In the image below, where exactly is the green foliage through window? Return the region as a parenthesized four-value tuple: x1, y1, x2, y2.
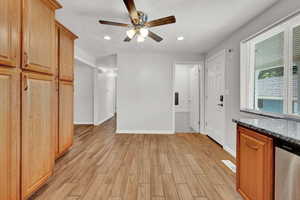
(258, 66, 298, 80)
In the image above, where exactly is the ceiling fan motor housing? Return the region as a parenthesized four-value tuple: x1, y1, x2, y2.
(136, 11, 148, 26)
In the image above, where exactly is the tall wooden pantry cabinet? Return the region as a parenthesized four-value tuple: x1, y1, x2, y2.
(21, 0, 62, 199)
(0, 0, 77, 199)
(55, 21, 78, 158)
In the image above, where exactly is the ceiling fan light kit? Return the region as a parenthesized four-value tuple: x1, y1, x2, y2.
(137, 35, 145, 42)
(126, 28, 149, 42)
(99, 0, 176, 43)
(140, 28, 149, 38)
(126, 29, 136, 39)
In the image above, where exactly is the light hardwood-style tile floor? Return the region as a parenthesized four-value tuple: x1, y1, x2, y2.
(30, 118, 242, 200)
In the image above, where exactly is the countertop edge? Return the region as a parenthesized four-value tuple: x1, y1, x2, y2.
(233, 119, 300, 148)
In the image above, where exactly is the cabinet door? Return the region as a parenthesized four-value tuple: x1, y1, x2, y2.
(21, 72, 54, 199)
(54, 25, 59, 158)
(59, 29, 75, 81)
(237, 127, 274, 200)
(59, 81, 74, 155)
(22, 0, 58, 74)
(0, 0, 21, 67)
(0, 69, 20, 200)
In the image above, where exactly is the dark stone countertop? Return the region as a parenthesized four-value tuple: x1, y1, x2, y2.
(233, 118, 300, 147)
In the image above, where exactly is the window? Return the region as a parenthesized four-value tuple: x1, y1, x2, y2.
(253, 32, 285, 114)
(292, 25, 300, 114)
(241, 13, 300, 117)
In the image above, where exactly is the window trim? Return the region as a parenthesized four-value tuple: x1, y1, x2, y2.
(288, 19, 300, 115)
(240, 12, 300, 118)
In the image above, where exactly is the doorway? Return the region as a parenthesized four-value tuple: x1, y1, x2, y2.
(205, 50, 226, 146)
(173, 63, 202, 133)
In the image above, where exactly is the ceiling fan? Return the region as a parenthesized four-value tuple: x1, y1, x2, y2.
(99, 0, 176, 43)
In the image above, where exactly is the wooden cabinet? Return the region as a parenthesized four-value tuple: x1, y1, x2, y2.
(22, 0, 61, 74)
(0, 69, 20, 200)
(55, 22, 77, 158)
(58, 81, 74, 156)
(56, 22, 78, 81)
(237, 126, 274, 200)
(0, 0, 21, 67)
(0, 0, 68, 199)
(21, 72, 55, 199)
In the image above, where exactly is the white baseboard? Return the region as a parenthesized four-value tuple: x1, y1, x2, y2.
(94, 114, 114, 126)
(222, 160, 236, 173)
(200, 130, 208, 135)
(116, 130, 175, 134)
(74, 121, 94, 125)
(223, 146, 236, 158)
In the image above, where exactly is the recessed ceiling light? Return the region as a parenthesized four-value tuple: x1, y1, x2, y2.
(104, 36, 111, 40)
(177, 36, 184, 41)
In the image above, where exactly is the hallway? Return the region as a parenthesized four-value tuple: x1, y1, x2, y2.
(30, 118, 241, 200)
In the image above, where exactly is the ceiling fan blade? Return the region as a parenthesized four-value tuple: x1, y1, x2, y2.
(148, 31, 163, 42)
(123, 0, 139, 24)
(99, 20, 131, 27)
(145, 16, 176, 28)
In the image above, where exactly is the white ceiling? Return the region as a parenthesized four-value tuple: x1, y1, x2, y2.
(56, 0, 278, 58)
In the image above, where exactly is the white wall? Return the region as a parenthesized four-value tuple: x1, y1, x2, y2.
(94, 69, 117, 125)
(96, 54, 118, 69)
(175, 65, 191, 132)
(74, 59, 94, 124)
(75, 46, 97, 67)
(174, 64, 199, 132)
(204, 0, 300, 157)
(117, 52, 203, 133)
(175, 65, 191, 112)
(74, 57, 117, 125)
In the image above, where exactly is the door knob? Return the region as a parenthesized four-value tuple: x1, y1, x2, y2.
(217, 103, 223, 107)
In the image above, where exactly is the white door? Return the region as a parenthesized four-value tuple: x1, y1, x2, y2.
(206, 50, 226, 145)
(190, 65, 200, 131)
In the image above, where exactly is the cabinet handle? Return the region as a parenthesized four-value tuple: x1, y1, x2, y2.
(24, 75, 28, 91)
(245, 141, 259, 150)
(23, 52, 28, 67)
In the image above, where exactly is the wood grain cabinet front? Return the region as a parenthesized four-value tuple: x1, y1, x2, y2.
(55, 21, 77, 158)
(58, 81, 74, 156)
(56, 21, 78, 81)
(21, 72, 55, 199)
(0, 0, 21, 68)
(0, 69, 20, 200)
(237, 126, 274, 200)
(22, 0, 61, 74)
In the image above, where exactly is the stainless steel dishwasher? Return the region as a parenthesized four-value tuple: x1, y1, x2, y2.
(275, 140, 300, 200)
